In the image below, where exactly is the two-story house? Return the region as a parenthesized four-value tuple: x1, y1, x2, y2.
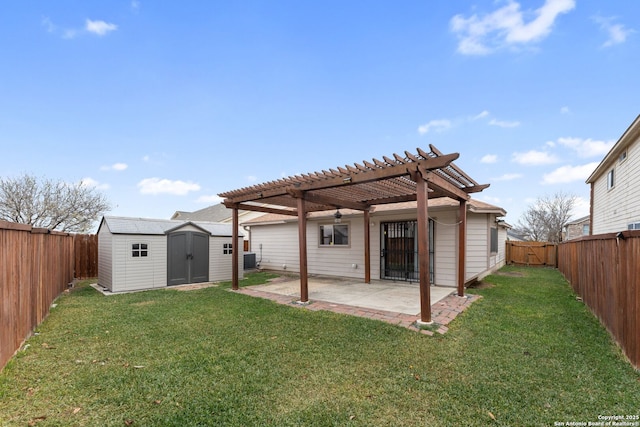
(586, 114, 640, 234)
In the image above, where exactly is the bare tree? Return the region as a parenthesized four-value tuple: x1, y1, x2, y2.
(0, 174, 110, 233)
(515, 192, 577, 243)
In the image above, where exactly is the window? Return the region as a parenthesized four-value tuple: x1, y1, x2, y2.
(607, 169, 615, 190)
(628, 222, 640, 230)
(319, 224, 349, 246)
(223, 243, 233, 254)
(490, 227, 498, 253)
(582, 224, 590, 235)
(132, 243, 148, 257)
(619, 150, 627, 163)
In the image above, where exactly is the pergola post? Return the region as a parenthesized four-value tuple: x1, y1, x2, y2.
(415, 171, 431, 323)
(364, 208, 371, 283)
(458, 199, 467, 297)
(297, 196, 309, 302)
(231, 206, 239, 290)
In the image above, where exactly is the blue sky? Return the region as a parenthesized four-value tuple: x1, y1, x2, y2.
(1, 1, 638, 229)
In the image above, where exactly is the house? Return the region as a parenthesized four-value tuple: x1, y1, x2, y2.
(171, 203, 272, 247)
(586, 114, 640, 234)
(243, 198, 508, 287)
(563, 215, 590, 240)
(219, 145, 497, 323)
(97, 216, 244, 293)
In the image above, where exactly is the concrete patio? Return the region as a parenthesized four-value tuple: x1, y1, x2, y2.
(237, 275, 481, 335)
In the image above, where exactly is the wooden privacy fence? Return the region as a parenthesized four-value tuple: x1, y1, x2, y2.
(558, 231, 640, 369)
(0, 221, 75, 371)
(505, 241, 558, 267)
(74, 234, 98, 278)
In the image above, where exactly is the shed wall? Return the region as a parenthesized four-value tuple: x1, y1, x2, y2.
(98, 225, 113, 291)
(112, 235, 167, 292)
(210, 236, 244, 281)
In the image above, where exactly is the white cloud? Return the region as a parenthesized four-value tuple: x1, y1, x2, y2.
(556, 137, 615, 158)
(481, 154, 498, 163)
(560, 106, 570, 114)
(246, 175, 258, 183)
(86, 19, 118, 36)
(418, 119, 451, 135)
(542, 162, 599, 184)
(472, 110, 490, 120)
(512, 150, 559, 165)
(450, 0, 575, 55)
(196, 195, 223, 204)
(131, 1, 141, 12)
(101, 162, 128, 171)
(42, 17, 56, 33)
(593, 16, 634, 47)
(492, 173, 523, 181)
(489, 118, 520, 128)
(80, 177, 110, 190)
(138, 178, 201, 195)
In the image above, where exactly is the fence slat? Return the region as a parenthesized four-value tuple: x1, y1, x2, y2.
(558, 231, 640, 369)
(505, 241, 558, 267)
(0, 221, 77, 371)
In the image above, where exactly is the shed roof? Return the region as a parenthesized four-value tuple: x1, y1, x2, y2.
(99, 216, 243, 237)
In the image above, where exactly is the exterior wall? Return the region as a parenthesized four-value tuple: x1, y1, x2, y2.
(249, 207, 507, 287)
(565, 220, 590, 240)
(592, 138, 640, 234)
(466, 215, 489, 280)
(209, 236, 244, 282)
(97, 225, 113, 291)
(112, 235, 167, 292)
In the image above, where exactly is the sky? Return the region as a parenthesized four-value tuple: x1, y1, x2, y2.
(1, 0, 638, 230)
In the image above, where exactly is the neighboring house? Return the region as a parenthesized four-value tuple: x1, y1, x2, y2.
(243, 198, 507, 287)
(171, 203, 268, 246)
(97, 216, 244, 293)
(563, 215, 590, 240)
(506, 228, 526, 241)
(586, 114, 640, 234)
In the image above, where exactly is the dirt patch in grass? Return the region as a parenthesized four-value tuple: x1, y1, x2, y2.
(496, 271, 526, 277)
(467, 281, 494, 290)
(174, 283, 218, 291)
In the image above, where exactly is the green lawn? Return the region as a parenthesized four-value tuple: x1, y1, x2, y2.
(1, 267, 638, 426)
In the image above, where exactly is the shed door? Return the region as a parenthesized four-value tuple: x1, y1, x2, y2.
(168, 231, 209, 286)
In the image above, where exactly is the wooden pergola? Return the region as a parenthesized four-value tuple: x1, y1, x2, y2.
(219, 145, 488, 323)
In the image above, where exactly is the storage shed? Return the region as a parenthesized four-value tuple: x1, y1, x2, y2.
(97, 216, 244, 293)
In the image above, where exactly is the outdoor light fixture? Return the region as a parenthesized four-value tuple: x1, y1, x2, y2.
(334, 208, 342, 223)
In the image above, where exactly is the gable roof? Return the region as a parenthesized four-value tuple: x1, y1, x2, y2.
(98, 216, 243, 237)
(171, 204, 231, 222)
(586, 114, 640, 184)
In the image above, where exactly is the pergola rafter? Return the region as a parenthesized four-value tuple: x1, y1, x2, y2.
(219, 146, 489, 323)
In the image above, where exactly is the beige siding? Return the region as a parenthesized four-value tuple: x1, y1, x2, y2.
(432, 211, 457, 287)
(248, 208, 507, 287)
(113, 235, 167, 292)
(97, 225, 113, 291)
(252, 222, 300, 272)
(465, 215, 489, 280)
(593, 139, 640, 234)
(209, 236, 244, 281)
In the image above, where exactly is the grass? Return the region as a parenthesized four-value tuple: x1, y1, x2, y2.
(1, 267, 638, 426)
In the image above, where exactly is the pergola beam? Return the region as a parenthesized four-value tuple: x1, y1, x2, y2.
(288, 189, 370, 211)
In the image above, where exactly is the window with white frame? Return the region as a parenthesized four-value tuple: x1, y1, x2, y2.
(132, 243, 148, 257)
(607, 169, 615, 190)
(628, 222, 640, 230)
(319, 224, 349, 246)
(490, 227, 498, 253)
